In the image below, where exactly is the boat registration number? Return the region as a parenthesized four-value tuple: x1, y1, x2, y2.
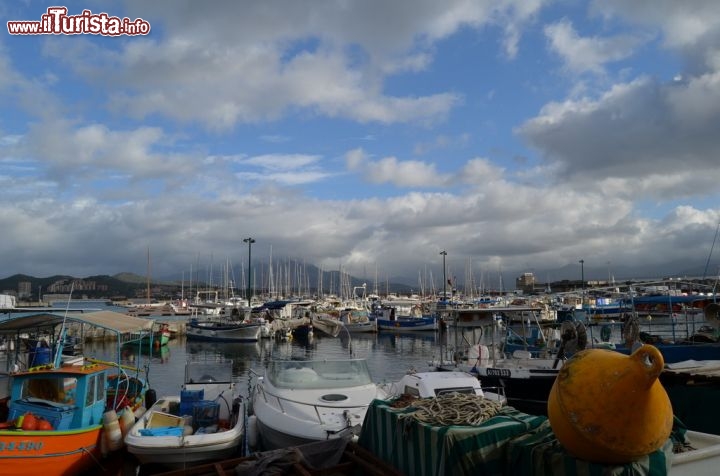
(0, 440, 44, 451)
(485, 368, 511, 377)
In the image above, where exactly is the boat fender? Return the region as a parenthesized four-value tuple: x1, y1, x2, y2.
(119, 407, 135, 437)
(145, 388, 157, 409)
(102, 410, 123, 452)
(247, 415, 258, 449)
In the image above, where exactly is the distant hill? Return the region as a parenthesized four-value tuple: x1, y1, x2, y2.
(113, 272, 150, 284)
(0, 274, 146, 300)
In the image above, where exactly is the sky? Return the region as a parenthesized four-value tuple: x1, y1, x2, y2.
(2, 0, 720, 288)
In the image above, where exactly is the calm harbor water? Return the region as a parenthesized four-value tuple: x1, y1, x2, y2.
(89, 329, 447, 401)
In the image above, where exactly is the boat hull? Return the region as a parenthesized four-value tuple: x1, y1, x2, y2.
(249, 360, 382, 451)
(376, 317, 437, 331)
(186, 320, 261, 342)
(0, 426, 102, 476)
(126, 370, 244, 467)
(344, 321, 377, 333)
(126, 414, 243, 466)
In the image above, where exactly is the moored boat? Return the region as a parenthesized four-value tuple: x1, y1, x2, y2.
(380, 370, 506, 405)
(339, 308, 377, 333)
(248, 359, 386, 450)
(0, 311, 155, 476)
(186, 317, 262, 342)
(124, 359, 245, 467)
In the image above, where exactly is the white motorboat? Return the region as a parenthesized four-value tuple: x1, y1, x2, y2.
(186, 317, 262, 342)
(125, 360, 245, 467)
(380, 370, 506, 405)
(248, 359, 386, 450)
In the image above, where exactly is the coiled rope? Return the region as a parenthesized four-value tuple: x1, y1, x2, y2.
(394, 393, 502, 427)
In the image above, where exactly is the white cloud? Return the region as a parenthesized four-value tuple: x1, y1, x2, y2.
(518, 73, 720, 199)
(346, 148, 452, 187)
(544, 19, 645, 74)
(38, 0, 546, 129)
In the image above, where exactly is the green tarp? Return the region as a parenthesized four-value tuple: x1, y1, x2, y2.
(359, 399, 676, 476)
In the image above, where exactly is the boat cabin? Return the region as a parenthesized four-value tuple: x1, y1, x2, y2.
(7, 361, 112, 430)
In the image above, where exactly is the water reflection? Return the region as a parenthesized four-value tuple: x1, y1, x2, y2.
(81, 330, 447, 400)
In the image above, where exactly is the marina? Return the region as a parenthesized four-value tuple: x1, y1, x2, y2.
(1, 291, 720, 475)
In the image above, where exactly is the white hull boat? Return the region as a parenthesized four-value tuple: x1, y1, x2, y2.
(125, 360, 245, 467)
(249, 359, 386, 451)
(311, 314, 344, 337)
(339, 309, 377, 333)
(381, 370, 506, 405)
(186, 318, 262, 342)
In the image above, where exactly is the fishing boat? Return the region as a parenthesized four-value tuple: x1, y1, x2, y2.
(124, 359, 245, 467)
(147, 321, 171, 347)
(311, 313, 344, 337)
(248, 359, 387, 450)
(186, 317, 262, 342)
(0, 311, 155, 476)
(371, 304, 438, 331)
(339, 308, 377, 333)
(435, 307, 568, 415)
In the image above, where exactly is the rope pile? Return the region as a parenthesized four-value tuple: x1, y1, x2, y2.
(395, 393, 503, 427)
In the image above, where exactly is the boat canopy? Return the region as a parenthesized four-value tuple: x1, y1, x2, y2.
(0, 311, 154, 335)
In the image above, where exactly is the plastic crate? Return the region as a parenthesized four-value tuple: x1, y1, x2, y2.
(179, 389, 204, 416)
(192, 400, 219, 429)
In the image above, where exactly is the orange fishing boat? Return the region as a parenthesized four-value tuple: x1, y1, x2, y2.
(0, 311, 156, 476)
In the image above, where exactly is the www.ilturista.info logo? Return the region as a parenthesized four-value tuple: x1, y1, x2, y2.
(7, 7, 151, 36)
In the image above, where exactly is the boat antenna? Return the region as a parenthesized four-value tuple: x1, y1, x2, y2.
(53, 282, 74, 368)
(703, 222, 720, 281)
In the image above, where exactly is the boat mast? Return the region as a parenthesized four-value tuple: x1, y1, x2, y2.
(146, 247, 151, 305)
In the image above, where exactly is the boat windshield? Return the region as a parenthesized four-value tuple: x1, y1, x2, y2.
(267, 360, 373, 389)
(21, 375, 78, 405)
(185, 360, 233, 384)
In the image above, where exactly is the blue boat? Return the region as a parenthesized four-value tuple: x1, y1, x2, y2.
(370, 304, 438, 331)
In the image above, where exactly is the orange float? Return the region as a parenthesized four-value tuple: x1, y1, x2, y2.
(36, 418, 54, 431)
(21, 412, 38, 431)
(547, 344, 673, 464)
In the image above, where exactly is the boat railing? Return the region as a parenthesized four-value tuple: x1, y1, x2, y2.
(255, 384, 370, 425)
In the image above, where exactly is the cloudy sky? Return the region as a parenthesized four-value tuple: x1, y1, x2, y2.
(2, 0, 720, 288)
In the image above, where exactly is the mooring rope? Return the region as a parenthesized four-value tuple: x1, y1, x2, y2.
(394, 393, 503, 427)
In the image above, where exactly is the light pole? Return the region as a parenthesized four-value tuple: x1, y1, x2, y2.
(244, 237, 256, 307)
(440, 250, 447, 302)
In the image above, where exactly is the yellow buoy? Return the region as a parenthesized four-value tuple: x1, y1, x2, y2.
(547, 344, 673, 464)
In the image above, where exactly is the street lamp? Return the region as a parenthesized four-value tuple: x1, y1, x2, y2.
(440, 250, 447, 302)
(244, 237, 256, 307)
